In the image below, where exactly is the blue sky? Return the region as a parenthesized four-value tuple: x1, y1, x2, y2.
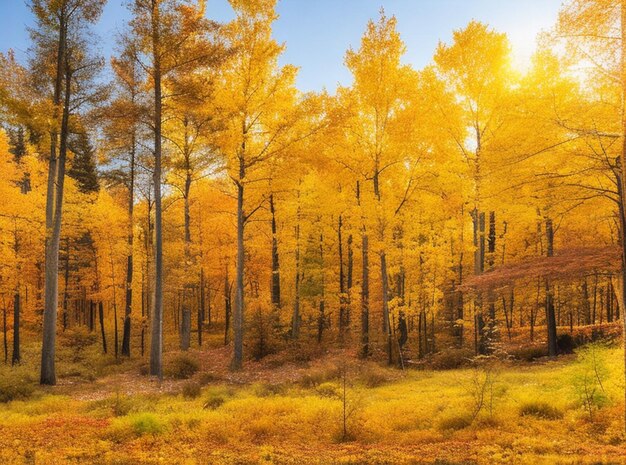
(0, 0, 562, 92)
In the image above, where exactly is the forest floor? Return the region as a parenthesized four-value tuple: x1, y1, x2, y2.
(1, 334, 626, 464)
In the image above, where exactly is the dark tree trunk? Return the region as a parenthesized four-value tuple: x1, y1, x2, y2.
(62, 237, 70, 331)
(291, 222, 301, 339)
(347, 234, 353, 328)
(149, 1, 164, 379)
(198, 269, 204, 347)
(12, 292, 20, 365)
(381, 251, 392, 365)
(486, 212, 497, 349)
(121, 132, 135, 357)
(582, 279, 591, 325)
(338, 215, 347, 336)
(180, 167, 192, 352)
(360, 233, 369, 358)
(3, 307, 7, 364)
(140, 283, 145, 357)
(545, 218, 558, 357)
(99, 301, 107, 354)
(270, 194, 281, 309)
(224, 266, 231, 346)
(113, 301, 119, 358)
(615, 62, 626, 430)
(317, 233, 325, 344)
(180, 306, 191, 351)
(207, 285, 212, 326)
(232, 157, 245, 370)
(472, 209, 486, 355)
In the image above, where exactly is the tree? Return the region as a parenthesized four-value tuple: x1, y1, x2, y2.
(68, 130, 99, 194)
(165, 59, 221, 351)
(30, 0, 106, 385)
(127, 0, 218, 377)
(103, 43, 146, 358)
(435, 21, 517, 355)
(216, 0, 320, 369)
(558, 0, 626, 431)
(342, 10, 423, 361)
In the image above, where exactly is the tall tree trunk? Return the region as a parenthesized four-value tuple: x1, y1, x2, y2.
(224, 264, 231, 345)
(620, 0, 626, 432)
(487, 212, 496, 350)
(545, 218, 558, 357)
(3, 306, 7, 364)
(121, 133, 135, 357)
(99, 301, 107, 354)
(270, 194, 281, 309)
(198, 268, 204, 347)
(180, 306, 190, 351)
(12, 292, 20, 365)
(291, 221, 301, 339)
(582, 278, 591, 325)
(381, 251, 389, 333)
(149, 1, 164, 379)
(317, 233, 325, 343)
(381, 251, 392, 365)
(360, 233, 369, 358)
(346, 233, 353, 328)
(62, 237, 69, 331)
(113, 301, 119, 358)
(455, 204, 465, 348)
(12, 221, 20, 365)
(208, 286, 212, 325)
(180, 170, 192, 351)
(472, 209, 486, 355)
(41, 54, 71, 385)
(140, 283, 145, 357)
(592, 273, 598, 324)
(40, 12, 66, 384)
(338, 215, 347, 337)
(232, 156, 245, 370)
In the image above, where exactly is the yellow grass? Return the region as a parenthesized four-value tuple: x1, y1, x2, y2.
(0, 345, 625, 464)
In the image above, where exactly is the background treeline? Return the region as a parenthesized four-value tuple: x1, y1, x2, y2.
(0, 0, 624, 382)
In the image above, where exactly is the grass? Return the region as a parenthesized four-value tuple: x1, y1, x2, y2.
(0, 341, 625, 464)
(519, 400, 564, 419)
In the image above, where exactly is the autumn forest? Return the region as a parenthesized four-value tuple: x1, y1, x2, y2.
(1, 0, 626, 463)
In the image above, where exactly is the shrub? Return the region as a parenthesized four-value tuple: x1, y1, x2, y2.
(299, 366, 341, 388)
(203, 394, 225, 410)
(166, 354, 199, 379)
(196, 372, 219, 385)
(437, 413, 472, 431)
(519, 401, 563, 420)
(246, 416, 276, 440)
(358, 365, 392, 388)
(573, 343, 610, 420)
(247, 304, 281, 361)
(316, 382, 340, 398)
(572, 323, 622, 345)
(288, 342, 324, 364)
(87, 394, 133, 417)
(130, 413, 166, 436)
(428, 348, 473, 370)
(509, 345, 547, 362)
(60, 327, 97, 362)
(111, 393, 133, 416)
(181, 381, 202, 399)
(0, 369, 36, 403)
(254, 382, 287, 397)
(557, 333, 577, 354)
